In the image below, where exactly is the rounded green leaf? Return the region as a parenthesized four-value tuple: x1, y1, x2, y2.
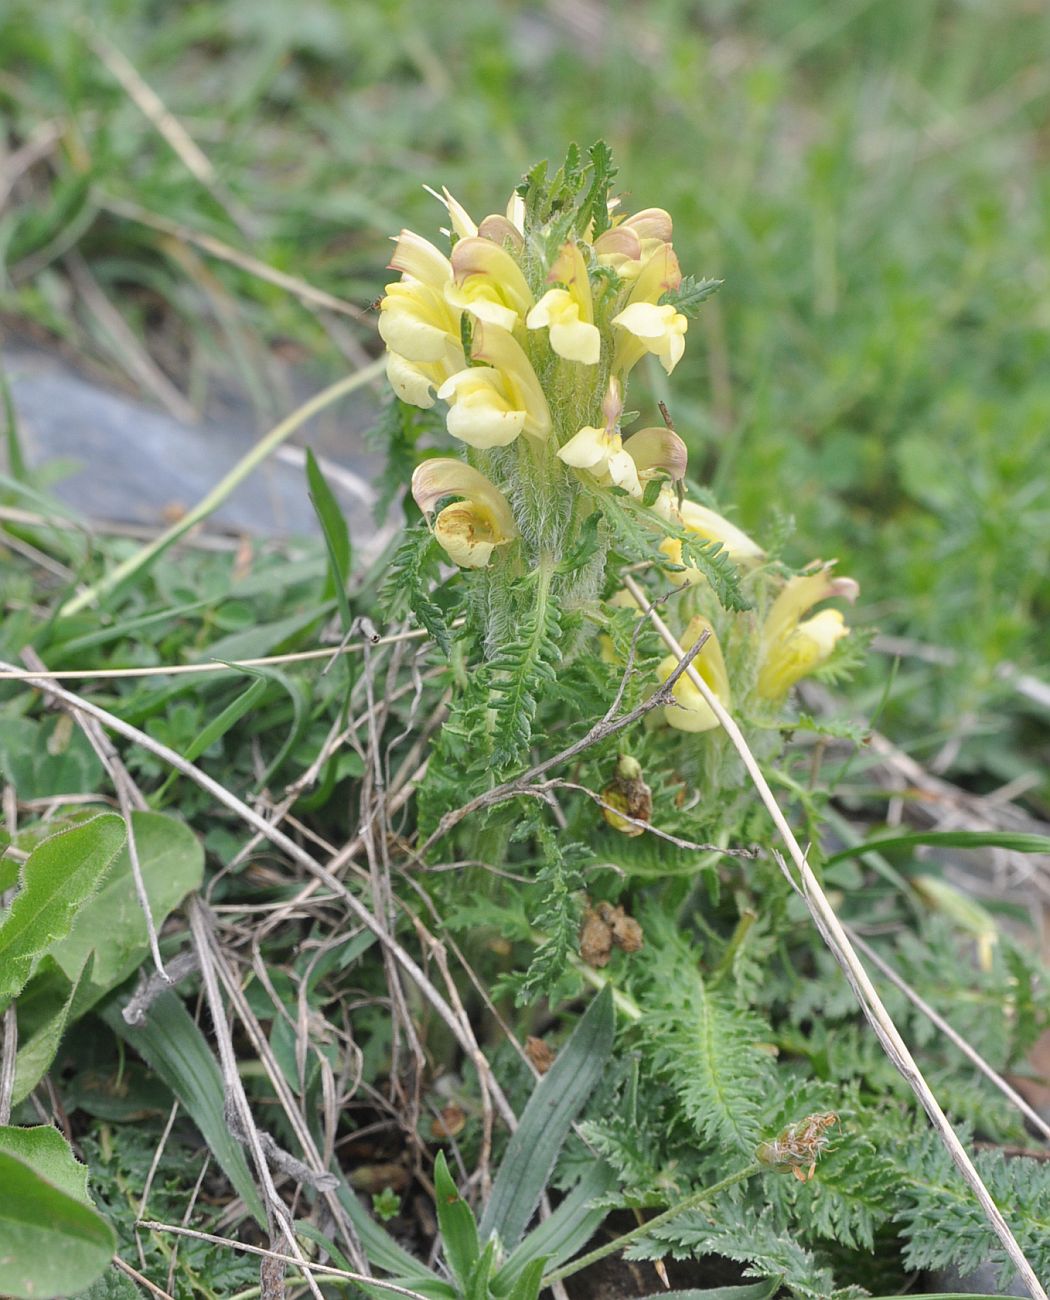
(0, 1144, 115, 1298)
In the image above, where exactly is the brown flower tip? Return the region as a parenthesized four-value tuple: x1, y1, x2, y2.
(756, 1112, 838, 1182)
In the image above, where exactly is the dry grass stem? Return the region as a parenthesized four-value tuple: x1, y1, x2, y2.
(137, 1222, 433, 1298)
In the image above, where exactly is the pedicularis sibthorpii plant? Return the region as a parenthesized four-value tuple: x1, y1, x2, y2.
(371, 145, 1050, 1296)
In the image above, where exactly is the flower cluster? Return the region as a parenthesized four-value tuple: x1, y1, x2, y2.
(380, 182, 691, 568)
(379, 152, 858, 728)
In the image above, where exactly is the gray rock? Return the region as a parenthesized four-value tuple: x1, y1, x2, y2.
(2, 342, 394, 558)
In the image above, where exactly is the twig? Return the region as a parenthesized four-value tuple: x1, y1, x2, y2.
(541, 779, 755, 856)
(137, 1223, 432, 1299)
(1, 661, 518, 1132)
(187, 899, 326, 1300)
(0, 620, 464, 681)
(112, 1254, 176, 1300)
(123, 951, 199, 1027)
(0, 1005, 17, 1126)
(419, 625, 716, 854)
(59, 357, 385, 617)
(621, 573, 1048, 1300)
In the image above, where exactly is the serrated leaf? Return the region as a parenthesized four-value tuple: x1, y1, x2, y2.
(0, 815, 126, 1002)
(480, 986, 614, 1251)
(0, 1140, 115, 1299)
(661, 275, 724, 317)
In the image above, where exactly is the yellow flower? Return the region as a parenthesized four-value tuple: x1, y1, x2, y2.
(656, 616, 731, 732)
(756, 566, 859, 700)
(411, 459, 517, 569)
(611, 243, 687, 375)
(612, 302, 688, 375)
(526, 243, 601, 365)
(595, 207, 673, 280)
(660, 500, 764, 582)
(438, 324, 552, 448)
(447, 237, 535, 331)
(469, 323, 552, 438)
(558, 424, 640, 493)
(557, 379, 638, 492)
(379, 230, 465, 407)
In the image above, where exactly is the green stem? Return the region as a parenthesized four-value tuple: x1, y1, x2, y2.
(59, 357, 385, 617)
(541, 1162, 761, 1288)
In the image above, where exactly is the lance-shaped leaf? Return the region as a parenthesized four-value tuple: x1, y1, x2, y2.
(480, 985, 614, 1251)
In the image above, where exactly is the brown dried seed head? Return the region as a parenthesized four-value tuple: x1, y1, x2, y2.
(525, 1035, 556, 1074)
(579, 906, 614, 967)
(597, 900, 645, 953)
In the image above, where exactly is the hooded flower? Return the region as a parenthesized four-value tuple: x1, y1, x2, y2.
(526, 242, 601, 364)
(447, 237, 535, 331)
(612, 244, 688, 376)
(379, 230, 465, 408)
(557, 378, 639, 493)
(660, 500, 764, 582)
(756, 566, 859, 700)
(656, 616, 731, 732)
(438, 324, 552, 448)
(411, 459, 517, 569)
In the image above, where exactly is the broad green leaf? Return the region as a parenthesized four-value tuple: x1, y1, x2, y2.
(0, 1123, 93, 1204)
(10, 956, 88, 1105)
(824, 829, 1050, 868)
(494, 1160, 614, 1289)
(101, 989, 267, 1228)
(0, 1145, 115, 1299)
(0, 815, 126, 1002)
(50, 812, 203, 993)
(306, 447, 353, 631)
(480, 985, 615, 1251)
(433, 1150, 481, 1291)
